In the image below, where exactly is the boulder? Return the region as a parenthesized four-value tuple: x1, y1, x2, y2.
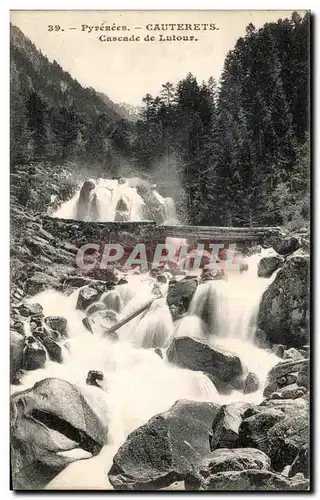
(40, 337, 63, 363)
(44, 316, 67, 337)
(10, 330, 25, 383)
(210, 403, 252, 450)
(12, 320, 25, 335)
(238, 400, 309, 473)
(86, 370, 104, 387)
(76, 286, 100, 311)
(266, 359, 309, 385)
(166, 337, 242, 384)
(244, 372, 260, 394)
(257, 256, 284, 278)
(272, 236, 301, 256)
(108, 400, 220, 490)
(270, 384, 307, 400)
(18, 302, 43, 317)
(286, 372, 298, 385)
(199, 469, 308, 491)
(166, 279, 198, 314)
(23, 338, 46, 370)
(257, 255, 309, 347)
(11, 377, 108, 490)
(239, 408, 285, 453)
(185, 448, 271, 489)
(267, 412, 309, 472)
(283, 347, 304, 361)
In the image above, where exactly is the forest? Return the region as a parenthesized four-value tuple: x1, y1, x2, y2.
(10, 12, 310, 228)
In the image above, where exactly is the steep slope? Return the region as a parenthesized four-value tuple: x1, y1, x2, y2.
(10, 24, 129, 166)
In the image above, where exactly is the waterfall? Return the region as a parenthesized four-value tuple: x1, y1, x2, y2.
(52, 177, 178, 224)
(12, 249, 281, 489)
(189, 251, 280, 387)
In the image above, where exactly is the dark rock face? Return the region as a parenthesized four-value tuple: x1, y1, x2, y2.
(267, 412, 309, 472)
(167, 337, 242, 384)
(272, 236, 301, 256)
(108, 400, 220, 490)
(10, 331, 25, 383)
(11, 378, 108, 490)
(166, 279, 198, 314)
(199, 469, 308, 491)
(76, 286, 100, 311)
(257, 256, 284, 278)
(210, 403, 252, 450)
(185, 448, 271, 489)
(23, 339, 46, 370)
(288, 444, 309, 478)
(244, 372, 259, 394)
(258, 255, 309, 347)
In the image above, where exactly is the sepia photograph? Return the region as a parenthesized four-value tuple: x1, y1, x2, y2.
(9, 9, 310, 491)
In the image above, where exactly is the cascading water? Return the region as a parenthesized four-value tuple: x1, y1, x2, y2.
(53, 177, 178, 224)
(11, 249, 280, 489)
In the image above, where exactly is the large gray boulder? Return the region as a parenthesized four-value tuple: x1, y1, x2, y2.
(108, 400, 220, 490)
(44, 316, 67, 337)
(239, 401, 309, 472)
(11, 378, 108, 490)
(267, 411, 309, 472)
(23, 338, 46, 370)
(257, 255, 309, 347)
(166, 279, 198, 315)
(199, 469, 308, 491)
(166, 336, 242, 384)
(185, 448, 271, 489)
(210, 403, 252, 450)
(272, 236, 301, 256)
(239, 408, 286, 454)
